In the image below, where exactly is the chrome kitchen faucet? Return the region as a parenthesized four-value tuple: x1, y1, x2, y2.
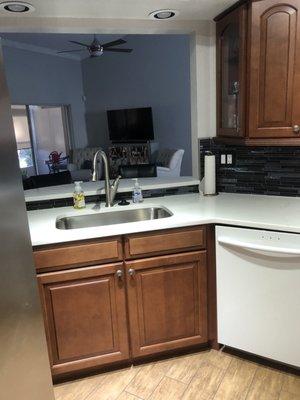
(92, 150, 121, 207)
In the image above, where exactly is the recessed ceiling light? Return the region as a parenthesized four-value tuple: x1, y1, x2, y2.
(148, 9, 179, 20)
(0, 1, 35, 13)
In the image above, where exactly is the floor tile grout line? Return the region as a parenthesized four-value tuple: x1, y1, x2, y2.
(209, 365, 229, 400)
(148, 362, 190, 400)
(73, 376, 109, 400)
(278, 371, 287, 400)
(117, 388, 143, 400)
(164, 364, 201, 386)
(178, 373, 195, 400)
(82, 375, 110, 400)
(147, 375, 188, 400)
(245, 365, 286, 400)
(211, 354, 236, 400)
(119, 364, 143, 398)
(54, 350, 295, 400)
(81, 368, 124, 400)
(243, 365, 259, 400)
(83, 364, 139, 400)
(124, 361, 166, 400)
(166, 353, 205, 379)
(145, 362, 169, 400)
(167, 358, 208, 399)
(179, 352, 234, 400)
(164, 351, 216, 387)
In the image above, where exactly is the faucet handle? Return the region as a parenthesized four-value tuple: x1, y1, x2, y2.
(112, 175, 121, 188)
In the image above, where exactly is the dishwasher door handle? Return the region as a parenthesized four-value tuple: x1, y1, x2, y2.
(218, 236, 300, 257)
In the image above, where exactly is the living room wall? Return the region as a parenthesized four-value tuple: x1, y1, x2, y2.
(82, 34, 192, 175)
(2, 46, 87, 149)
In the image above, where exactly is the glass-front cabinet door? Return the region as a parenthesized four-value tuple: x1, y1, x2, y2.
(216, 5, 247, 137)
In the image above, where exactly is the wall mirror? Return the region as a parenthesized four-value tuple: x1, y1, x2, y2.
(1, 33, 192, 188)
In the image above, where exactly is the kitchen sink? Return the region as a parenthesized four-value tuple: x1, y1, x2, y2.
(56, 206, 173, 230)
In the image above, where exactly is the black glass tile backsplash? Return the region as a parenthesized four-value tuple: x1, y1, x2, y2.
(200, 138, 300, 197)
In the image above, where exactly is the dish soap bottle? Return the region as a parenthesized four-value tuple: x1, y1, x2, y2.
(132, 178, 143, 203)
(73, 181, 86, 209)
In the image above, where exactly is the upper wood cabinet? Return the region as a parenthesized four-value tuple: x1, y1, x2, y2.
(216, 0, 300, 145)
(249, 0, 300, 139)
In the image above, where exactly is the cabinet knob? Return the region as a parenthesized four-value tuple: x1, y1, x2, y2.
(115, 269, 123, 279)
(293, 125, 300, 133)
(128, 268, 135, 277)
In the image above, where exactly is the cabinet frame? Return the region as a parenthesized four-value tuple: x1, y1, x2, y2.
(35, 226, 212, 378)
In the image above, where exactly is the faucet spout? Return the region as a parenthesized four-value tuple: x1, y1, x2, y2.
(92, 150, 121, 207)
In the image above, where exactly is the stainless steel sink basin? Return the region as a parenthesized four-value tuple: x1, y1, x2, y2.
(56, 206, 173, 230)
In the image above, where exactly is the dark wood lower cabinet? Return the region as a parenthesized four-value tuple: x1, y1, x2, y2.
(36, 226, 210, 377)
(38, 263, 129, 376)
(126, 251, 208, 358)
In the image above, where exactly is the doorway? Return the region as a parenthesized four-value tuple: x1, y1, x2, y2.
(12, 104, 71, 177)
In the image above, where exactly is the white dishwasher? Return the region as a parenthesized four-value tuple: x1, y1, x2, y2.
(216, 225, 300, 368)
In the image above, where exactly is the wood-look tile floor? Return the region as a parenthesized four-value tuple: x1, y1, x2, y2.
(54, 350, 300, 400)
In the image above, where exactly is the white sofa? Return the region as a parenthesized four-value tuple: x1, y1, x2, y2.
(156, 149, 185, 178)
(67, 147, 102, 181)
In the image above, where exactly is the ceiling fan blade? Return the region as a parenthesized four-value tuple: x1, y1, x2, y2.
(57, 49, 86, 53)
(104, 48, 133, 53)
(69, 40, 90, 47)
(102, 39, 126, 48)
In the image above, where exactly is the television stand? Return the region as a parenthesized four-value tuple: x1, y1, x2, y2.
(108, 143, 150, 178)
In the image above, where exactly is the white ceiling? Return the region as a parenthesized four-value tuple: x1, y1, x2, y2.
(0, 0, 237, 21)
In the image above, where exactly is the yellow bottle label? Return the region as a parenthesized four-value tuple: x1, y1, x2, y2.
(73, 192, 86, 209)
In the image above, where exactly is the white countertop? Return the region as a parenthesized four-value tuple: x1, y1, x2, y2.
(27, 192, 300, 246)
(24, 177, 199, 202)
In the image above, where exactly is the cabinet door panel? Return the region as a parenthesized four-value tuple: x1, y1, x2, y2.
(38, 263, 129, 376)
(249, 1, 300, 137)
(126, 252, 207, 357)
(216, 5, 247, 137)
(50, 279, 116, 360)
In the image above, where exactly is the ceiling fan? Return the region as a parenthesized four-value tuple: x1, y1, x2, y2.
(57, 36, 133, 58)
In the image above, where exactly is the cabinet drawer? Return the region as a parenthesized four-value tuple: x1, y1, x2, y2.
(34, 237, 122, 272)
(124, 227, 206, 259)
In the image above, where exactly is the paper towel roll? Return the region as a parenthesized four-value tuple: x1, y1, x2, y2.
(204, 153, 216, 195)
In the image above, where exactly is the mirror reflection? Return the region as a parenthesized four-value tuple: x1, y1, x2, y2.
(1, 33, 192, 189)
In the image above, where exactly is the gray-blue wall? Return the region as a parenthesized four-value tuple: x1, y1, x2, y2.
(82, 34, 192, 175)
(2, 46, 87, 148)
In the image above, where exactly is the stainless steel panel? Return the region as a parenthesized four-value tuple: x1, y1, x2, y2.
(0, 46, 54, 399)
(56, 206, 173, 230)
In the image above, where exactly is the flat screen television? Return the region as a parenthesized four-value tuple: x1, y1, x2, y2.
(107, 107, 154, 142)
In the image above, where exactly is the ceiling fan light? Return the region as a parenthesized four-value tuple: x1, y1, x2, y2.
(148, 9, 179, 20)
(0, 1, 35, 13)
(89, 50, 104, 57)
